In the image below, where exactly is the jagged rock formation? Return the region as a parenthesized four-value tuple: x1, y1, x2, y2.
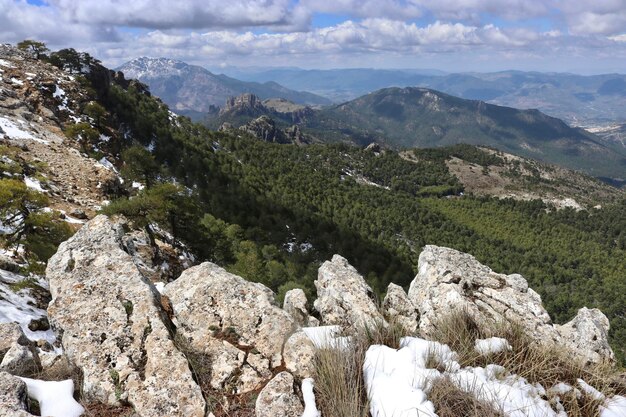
(209, 93, 315, 144)
(283, 288, 318, 327)
(408, 245, 614, 364)
(2, 213, 616, 415)
(314, 254, 386, 330)
(164, 262, 297, 392)
(382, 283, 419, 333)
(46, 215, 205, 416)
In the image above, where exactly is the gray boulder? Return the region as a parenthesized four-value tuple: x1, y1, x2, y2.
(557, 307, 614, 364)
(163, 262, 296, 393)
(0, 323, 39, 377)
(382, 283, 419, 333)
(314, 255, 385, 330)
(46, 215, 205, 417)
(0, 372, 31, 416)
(283, 288, 311, 326)
(408, 245, 614, 363)
(255, 371, 303, 417)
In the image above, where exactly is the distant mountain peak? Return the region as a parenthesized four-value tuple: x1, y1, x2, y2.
(115, 57, 331, 114)
(118, 57, 194, 79)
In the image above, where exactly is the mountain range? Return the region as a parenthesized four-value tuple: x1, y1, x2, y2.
(229, 67, 626, 125)
(117, 58, 331, 119)
(209, 88, 626, 179)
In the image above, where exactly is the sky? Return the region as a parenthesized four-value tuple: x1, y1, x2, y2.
(1, 0, 626, 74)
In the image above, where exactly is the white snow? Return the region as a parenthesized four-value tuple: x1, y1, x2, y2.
(363, 336, 565, 417)
(301, 378, 321, 417)
(363, 338, 454, 417)
(0, 58, 14, 67)
(18, 377, 85, 417)
(132, 181, 145, 190)
(11, 77, 24, 86)
(53, 85, 65, 99)
(578, 378, 605, 401)
(154, 282, 165, 293)
(302, 325, 351, 350)
(601, 395, 626, 417)
(0, 117, 49, 144)
(474, 337, 512, 355)
(24, 176, 46, 192)
(452, 365, 556, 417)
(97, 157, 119, 175)
(0, 269, 57, 345)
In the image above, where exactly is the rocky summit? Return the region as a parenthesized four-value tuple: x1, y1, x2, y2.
(1, 214, 622, 416)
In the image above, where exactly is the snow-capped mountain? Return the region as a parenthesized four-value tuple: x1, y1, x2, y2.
(117, 57, 331, 116)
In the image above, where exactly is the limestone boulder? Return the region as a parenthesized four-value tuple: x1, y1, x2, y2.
(314, 255, 385, 330)
(255, 371, 303, 417)
(382, 283, 419, 333)
(0, 323, 39, 377)
(408, 245, 614, 363)
(46, 215, 205, 417)
(283, 288, 310, 326)
(0, 372, 31, 416)
(556, 307, 614, 364)
(163, 262, 296, 393)
(283, 330, 317, 379)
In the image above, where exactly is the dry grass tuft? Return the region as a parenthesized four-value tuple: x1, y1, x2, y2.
(81, 403, 136, 417)
(428, 309, 625, 417)
(429, 308, 488, 366)
(429, 376, 505, 417)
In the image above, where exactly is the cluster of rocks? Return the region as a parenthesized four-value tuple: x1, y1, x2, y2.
(0, 215, 615, 416)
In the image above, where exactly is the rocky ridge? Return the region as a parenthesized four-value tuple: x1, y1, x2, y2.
(2, 214, 619, 416)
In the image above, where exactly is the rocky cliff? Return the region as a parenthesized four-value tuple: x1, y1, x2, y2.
(1, 215, 623, 416)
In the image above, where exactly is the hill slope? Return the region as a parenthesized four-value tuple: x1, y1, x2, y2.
(303, 87, 626, 179)
(117, 57, 331, 117)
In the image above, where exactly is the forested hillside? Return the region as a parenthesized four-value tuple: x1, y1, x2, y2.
(18, 50, 623, 364)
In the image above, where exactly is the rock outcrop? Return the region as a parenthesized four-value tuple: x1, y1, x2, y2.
(314, 254, 385, 330)
(408, 245, 614, 363)
(382, 283, 419, 333)
(255, 371, 303, 417)
(46, 215, 205, 416)
(0, 323, 39, 377)
(0, 372, 31, 416)
(557, 307, 614, 364)
(163, 262, 296, 392)
(283, 288, 318, 327)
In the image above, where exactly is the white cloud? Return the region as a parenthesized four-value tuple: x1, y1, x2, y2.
(47, 0, 302, 30)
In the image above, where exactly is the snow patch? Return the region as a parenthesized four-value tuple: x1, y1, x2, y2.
(24, 176, 45, 192)
(0, 116, 48, 143)
(18, 377, 85, 417)
(301, 378, 321, 417)
(601, 395, 626, 417)
(474, 337, 512, 355)
(302, 325, 351, 350)
(364, 337, 563, 417)
(0, 269, 57, 346)
(0, 58, 14, 67)
(53, 85, 65, 99)
(11, 77, 24, 86)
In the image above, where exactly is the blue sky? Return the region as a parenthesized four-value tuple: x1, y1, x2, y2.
(2, 0, 626, 73)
